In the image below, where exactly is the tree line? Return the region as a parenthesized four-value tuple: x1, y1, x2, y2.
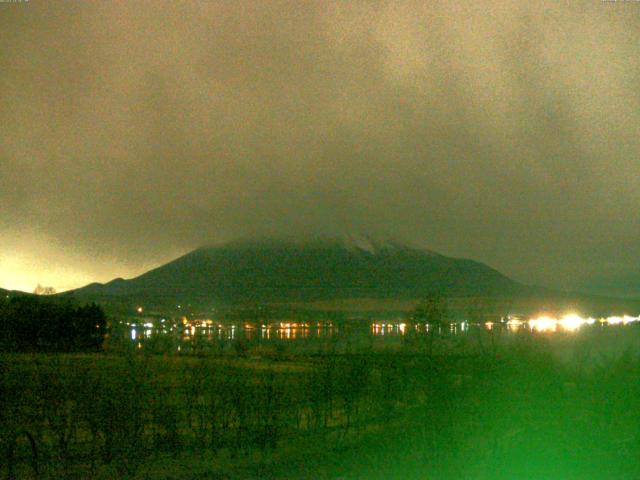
(0, 295, 106, 352)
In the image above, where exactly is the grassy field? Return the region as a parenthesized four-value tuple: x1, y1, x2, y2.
(2, 329, 640, 479)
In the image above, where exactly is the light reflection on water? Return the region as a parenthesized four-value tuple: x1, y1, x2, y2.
(120, 314, 640, 351)
(154, 320, 339, 344)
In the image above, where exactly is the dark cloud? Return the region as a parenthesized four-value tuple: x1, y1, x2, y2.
(1, 1, 639, 291)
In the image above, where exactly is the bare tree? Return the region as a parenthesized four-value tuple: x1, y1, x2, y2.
(34, 284, 56, 295)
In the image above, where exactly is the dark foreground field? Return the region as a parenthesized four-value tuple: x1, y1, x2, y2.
(2, 331, 640, 479)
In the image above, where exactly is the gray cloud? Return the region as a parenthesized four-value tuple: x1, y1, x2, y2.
(1, 1, 639, 291)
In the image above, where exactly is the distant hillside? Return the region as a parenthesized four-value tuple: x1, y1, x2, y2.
(70, 237, 535, 306)
(0, 288, 29, 298)
(578, 270, 640, 299)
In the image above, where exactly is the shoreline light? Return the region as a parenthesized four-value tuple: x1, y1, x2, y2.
(605, 315, 640, 325)
(529, 316, 557, 333)
(525, 313, 638, 333)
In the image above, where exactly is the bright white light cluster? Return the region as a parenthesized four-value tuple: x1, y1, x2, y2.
(529, 316, 562, 333)
(604, 315, 640, 325)
(524, 313, 640, 333)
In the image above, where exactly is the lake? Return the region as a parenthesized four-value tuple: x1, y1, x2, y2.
(114, 313, 640, 361)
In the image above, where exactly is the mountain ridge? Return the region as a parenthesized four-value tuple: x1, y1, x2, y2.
(69, 237, 533, 305)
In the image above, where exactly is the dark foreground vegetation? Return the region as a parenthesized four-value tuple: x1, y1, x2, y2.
(2, 330, 640, 479)
(0, 296, 106, 352)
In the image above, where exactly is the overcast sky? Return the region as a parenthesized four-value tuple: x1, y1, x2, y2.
(1, 1, 639, 293)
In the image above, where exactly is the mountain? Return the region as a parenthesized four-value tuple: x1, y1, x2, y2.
(69, 237, 532, 306)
